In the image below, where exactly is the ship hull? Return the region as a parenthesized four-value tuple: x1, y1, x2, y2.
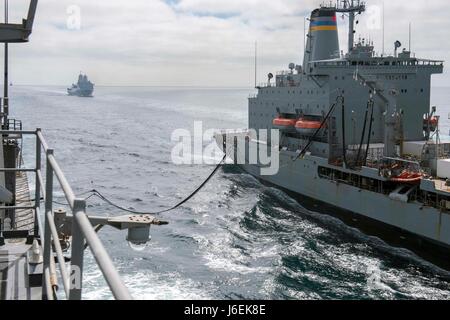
(217, 135, 450, 269)
(67, 87, 94, 97)
(242, 163, 450, 270)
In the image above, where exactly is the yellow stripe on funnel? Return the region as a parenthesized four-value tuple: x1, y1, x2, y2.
(310, 26, 337, 31)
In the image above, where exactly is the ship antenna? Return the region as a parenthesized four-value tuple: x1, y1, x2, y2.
(382, 0, 385, 56)
(254, 41, 257, 88)
(335, 0, 366, 54)
(3, 0, 8, 122)
(409, 22, 412, 52)
(303, 17, 306, 62)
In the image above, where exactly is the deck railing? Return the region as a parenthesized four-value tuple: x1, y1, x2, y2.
(0, 128, 132, 300)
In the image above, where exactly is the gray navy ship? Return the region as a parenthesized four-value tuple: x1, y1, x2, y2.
(216, 0, 450, 267)
(67, 74, 94, 97)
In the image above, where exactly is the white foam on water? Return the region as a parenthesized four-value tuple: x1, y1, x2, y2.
(193, 233, 272, 275)
(366, 262, 396, 296)
(82, 268, 212, 300)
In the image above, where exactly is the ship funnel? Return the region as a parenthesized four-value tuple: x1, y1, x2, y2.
(303, 8, 340, 71)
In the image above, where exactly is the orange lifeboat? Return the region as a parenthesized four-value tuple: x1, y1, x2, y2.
(273, 118, 297, 132)
(390, 171, 423, 184)
(295, 118, 322, 135)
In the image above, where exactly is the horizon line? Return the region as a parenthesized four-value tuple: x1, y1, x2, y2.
(6, 84, 257, 89)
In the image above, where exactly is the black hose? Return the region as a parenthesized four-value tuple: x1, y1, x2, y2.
(88, 155, 227, 215)
(356, 101, 370, 166)
(84, 225, 104, 250)
(293, 95, 342, 162)
(341, 95, 348, 167)
(364, 99, 375, 166)
(48, 155, 227, 215)
(152, 154, 226, 214)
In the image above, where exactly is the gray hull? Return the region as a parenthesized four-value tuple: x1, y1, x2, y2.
(216, 134, 450, 264)
(244, 150, 450, 249)
(67, 87, 94, 97)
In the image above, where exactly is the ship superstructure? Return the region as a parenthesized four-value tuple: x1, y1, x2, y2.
(216, 0, 450, 265)
(68, 74, 94, 97)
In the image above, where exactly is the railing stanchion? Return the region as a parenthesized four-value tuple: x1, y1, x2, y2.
(69, 199, 87, 300)
(42, 149, 54, 300)
(34, 128, 41, 236)
(10, 129, 133, 300)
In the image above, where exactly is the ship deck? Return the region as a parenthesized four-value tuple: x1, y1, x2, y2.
(433, 178, 450, 196)
(0, 171, 41, 300)
(14, 171, 35, 231)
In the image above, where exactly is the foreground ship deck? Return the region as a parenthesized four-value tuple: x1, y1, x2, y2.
(1, 129, 133, 300)
(0, 171, 39, 300)
(0, 0, 167, 300)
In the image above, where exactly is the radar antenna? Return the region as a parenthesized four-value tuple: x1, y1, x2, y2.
(4, 0, 8, 121)
(322, 0, 366, 53)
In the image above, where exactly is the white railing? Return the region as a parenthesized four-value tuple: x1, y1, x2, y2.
(0, 128, 132, 300)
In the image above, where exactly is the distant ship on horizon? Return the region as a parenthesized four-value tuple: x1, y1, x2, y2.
(68, 73, 94, 97)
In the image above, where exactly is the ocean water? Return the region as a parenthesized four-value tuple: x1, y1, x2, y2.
(10, 85, 450, 300)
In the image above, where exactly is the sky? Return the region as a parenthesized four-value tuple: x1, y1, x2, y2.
(4, 0, 450, 86)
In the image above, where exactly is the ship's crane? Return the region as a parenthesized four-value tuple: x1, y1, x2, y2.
(0, 0, 37, 43)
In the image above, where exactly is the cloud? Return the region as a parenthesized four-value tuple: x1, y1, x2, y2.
(4, 0, 449, 86)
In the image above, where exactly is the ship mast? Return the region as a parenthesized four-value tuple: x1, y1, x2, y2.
(3, 0, 8, 125)
(334, 0, 366, 53)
